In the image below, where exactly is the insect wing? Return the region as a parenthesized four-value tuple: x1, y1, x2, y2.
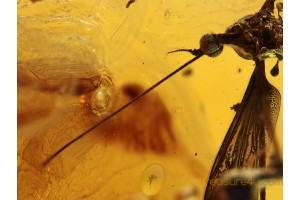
(204, 61, 281, 200)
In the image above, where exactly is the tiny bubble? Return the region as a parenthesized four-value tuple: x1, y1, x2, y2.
(140, 164, 165, 196)
(91, 87, 115, 116)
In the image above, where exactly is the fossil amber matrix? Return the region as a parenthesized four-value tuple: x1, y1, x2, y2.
(17, 0, 282, 200)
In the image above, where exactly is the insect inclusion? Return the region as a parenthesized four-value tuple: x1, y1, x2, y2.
(43, 1, 283, 180)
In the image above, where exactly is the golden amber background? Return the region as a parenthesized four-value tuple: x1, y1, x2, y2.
(17, 0, 282, 199)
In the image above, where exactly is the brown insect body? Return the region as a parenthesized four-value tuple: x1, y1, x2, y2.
(202, 0, 282, 199)
(223, 2, 282, 60)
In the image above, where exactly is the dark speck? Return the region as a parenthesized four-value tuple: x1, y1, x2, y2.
(126, 0, 135, 8)
(182, 68, 192, 77)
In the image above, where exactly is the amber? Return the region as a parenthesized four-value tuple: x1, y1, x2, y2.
(17, 0, 282, 199)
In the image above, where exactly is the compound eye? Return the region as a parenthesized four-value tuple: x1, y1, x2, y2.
(200, 34, 223, 57)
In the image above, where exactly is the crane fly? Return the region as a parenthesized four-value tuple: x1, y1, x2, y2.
(169, 0, 283, 199)
(18, 0, 282, 199)
(201, 0, 282, 199)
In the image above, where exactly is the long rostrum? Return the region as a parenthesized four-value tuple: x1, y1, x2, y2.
(43, 51, 204, 165)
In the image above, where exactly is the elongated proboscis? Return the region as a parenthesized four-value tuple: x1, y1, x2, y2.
(43, 51, 204, 166)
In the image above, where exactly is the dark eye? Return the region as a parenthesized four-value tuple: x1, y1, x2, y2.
(200, 34, 223, 57)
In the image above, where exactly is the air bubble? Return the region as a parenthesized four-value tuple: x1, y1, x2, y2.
(91, 87, 115, 116)
(140, 163, 165, 196)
